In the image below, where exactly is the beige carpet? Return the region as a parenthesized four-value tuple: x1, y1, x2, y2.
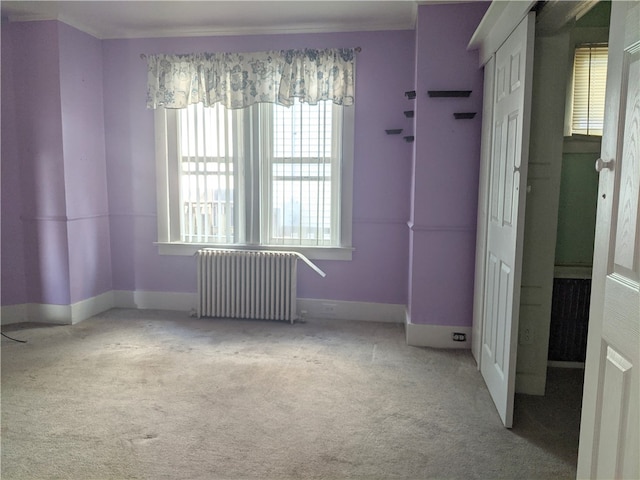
(1, 309, 582, 479)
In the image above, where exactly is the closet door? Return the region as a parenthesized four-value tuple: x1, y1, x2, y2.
(472, 55, 495, 366)
(479, 12, 535, 428)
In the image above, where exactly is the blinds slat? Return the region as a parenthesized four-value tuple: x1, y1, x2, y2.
(572, 45, 608, 136)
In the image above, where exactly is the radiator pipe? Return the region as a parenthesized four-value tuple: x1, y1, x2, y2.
(197, 248, 326, 278)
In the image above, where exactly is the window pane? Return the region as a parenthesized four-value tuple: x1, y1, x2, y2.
(268, 100, 339, 246)
(271, 164, 332, 242)
(178, 104, 235, 243)
(273, 100, 332, 158)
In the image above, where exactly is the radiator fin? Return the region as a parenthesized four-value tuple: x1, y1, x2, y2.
(197, 250, 298, 323)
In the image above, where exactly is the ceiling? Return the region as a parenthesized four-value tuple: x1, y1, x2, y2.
(0, 1, 426, 39)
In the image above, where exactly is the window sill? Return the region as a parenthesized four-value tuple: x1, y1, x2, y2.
(155, 242, 354, 261)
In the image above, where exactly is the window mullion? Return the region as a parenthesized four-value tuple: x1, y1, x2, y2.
(201, 106, 210, 242)
(221, 106, 229, 244)
(332, 104, 344, 246)
(232, 108, 245, 244)
(297, 103, 302, 244)
(182, 108, 193, 242)
(318, 102, 325, 246)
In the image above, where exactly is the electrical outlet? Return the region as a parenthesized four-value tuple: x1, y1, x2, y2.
(321, 302, 337, 318)
(452, 332, 466, 342)
(520, 327, 534, 345)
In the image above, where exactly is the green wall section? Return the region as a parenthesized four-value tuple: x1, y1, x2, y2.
(554, 0, 610, 268)
(555, 153, 599, 266)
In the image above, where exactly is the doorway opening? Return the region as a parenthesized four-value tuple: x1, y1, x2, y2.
(546, 1, 610, 369)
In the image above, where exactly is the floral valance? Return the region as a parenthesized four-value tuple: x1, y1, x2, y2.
(146, 48, 356, 110)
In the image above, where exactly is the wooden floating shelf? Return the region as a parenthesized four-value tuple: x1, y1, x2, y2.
(453, 112, 477, 119)
(428, 90, 472, 98)
(404, 110, 414, 118)
(385, 129, 403, 135)
(405, 90, 416, 100)
(404, 136, 415, 143)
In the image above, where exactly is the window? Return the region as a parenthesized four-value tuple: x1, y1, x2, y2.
(155, 100, 354, 259)
(568, 44, 608, 136)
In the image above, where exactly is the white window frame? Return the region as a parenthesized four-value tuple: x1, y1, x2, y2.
(154, 103, 354, 260)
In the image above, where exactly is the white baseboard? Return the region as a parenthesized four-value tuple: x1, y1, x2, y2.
(113, 290, 197, 312)
(298, 298, 405, 323)
(1, 292, 117, 326)
(1, 303, 72, 325)
(405, 313, 472, 349)
(70, 291, 115, 324)
(111, 293, 404, 323)
(1, 304, 30, 325)
(27, 303, 73, 325)
(2, 291, 405, 327)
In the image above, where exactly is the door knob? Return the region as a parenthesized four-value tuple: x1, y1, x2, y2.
(595, 158, 614, 172)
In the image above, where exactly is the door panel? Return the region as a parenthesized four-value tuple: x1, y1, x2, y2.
(578, 2, 640, 478)
(480, 12, 535, 428)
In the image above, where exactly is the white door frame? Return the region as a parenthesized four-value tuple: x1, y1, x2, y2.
(469, 0, 608, 380)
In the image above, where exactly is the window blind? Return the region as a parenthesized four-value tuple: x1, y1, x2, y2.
(571, 45, 608, 136)
(172, 100, 342, 247)
(266, 99, 340, 246)
(178, 103, 236, 244)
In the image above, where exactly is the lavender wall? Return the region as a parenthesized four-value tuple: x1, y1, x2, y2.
(2, 7, 489, 316)
(1, 21, 112, 306)
(1, 26, 28, 306)
(103, 30, 415, 305)
(3, 21, 71, 306)
(407, 3, 488, 326)
(58, 22, 112, 304)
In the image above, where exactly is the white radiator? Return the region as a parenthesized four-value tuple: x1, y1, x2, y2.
(197, 249, 299, 323)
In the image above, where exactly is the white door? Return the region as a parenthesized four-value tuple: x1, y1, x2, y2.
(472, 55, 495, 366)
(480, 12, 535, 428)
(577, 2, 640, 478)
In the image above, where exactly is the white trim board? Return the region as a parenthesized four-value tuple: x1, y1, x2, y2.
(0, 304, 30, 326)
(405, 314, 472, 349)
(298, 298, 405, 324)
(1, 291, 115, 326)
(2, 291, 405, 326)
(112, 290, 198, 313)
(3, 292, 472, 350)
(70, 291, 115, 324)
(111, 293, 406, 324)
